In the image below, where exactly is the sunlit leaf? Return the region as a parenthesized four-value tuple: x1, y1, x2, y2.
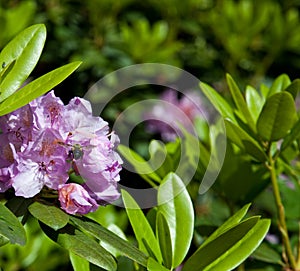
(200, 81, 236, 121)
(157, 173, 194, 268)
(182, 217, 270, 271)
(0, 61, 81, 115)
(267, 74, 291, 97)
(0, 24, 46, 101)
(226, 74, 256, 131)
(122, 190, 162, 263)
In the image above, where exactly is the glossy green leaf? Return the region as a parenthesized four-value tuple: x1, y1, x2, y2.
(156, 212, 172, 269)
(0, 24, 46, 101)
(157, 173, 194, 268)
(257, 92, 296, 141)
(70, 216, 148, 267)
(58, 229, 117, 271)
(70, 252, 90, 271)
(201, 203, 251, 248)
(268, 74, 291, 97)
(28, 202, 69, 230)
(225, 119, 267, 161)
(147, 257, 170, 271)
(118, 144, 161, 184)
(0, 203, 26, 245)
(41, 222, 117, 270)
(182, 217, 270, 271)
(122, 190, 162, 263)
(200, 81, 236, 121)
(0, 61, 81, 116)
(245, 85, 264, 122)
(226, 74, 256, 131)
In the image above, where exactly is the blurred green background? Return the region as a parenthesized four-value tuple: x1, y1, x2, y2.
(1, 0, 300, 270)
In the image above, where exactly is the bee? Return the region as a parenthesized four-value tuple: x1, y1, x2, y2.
(56, 141, 84, 160)
(2, 62, 6, 69)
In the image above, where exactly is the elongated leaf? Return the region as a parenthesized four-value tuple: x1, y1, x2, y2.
(0, 203, 26, 245)
(157, 173, 194, 268)
(70, 252, 90, 271)
(182, 217, 270, 271)
(225, 119, 267, 162)
(257, 92, 296, 141)
(156, 212, 172, 269)
(0, 61, 81, 116)
(118, 145, 161, 184)
(59, 230, 117, 271)
(147, 257, 170, 271)
(226, 74, 255, 131)
(70, 216, 148, 267)
(200, 82, 236, 121)
(122, 190, 162, 263)
(28, 202, 69, 230)
(41, 223, 117, 271)
(0, 24, 46, 101)
(245, 85, 264, 122)
(201, 203, 251, 248)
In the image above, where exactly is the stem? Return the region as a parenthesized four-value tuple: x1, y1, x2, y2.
(268, 150, 297, 270)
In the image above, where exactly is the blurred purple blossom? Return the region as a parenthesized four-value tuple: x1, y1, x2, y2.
(146, 89, 210, 141)
(0, 90, 122, 215)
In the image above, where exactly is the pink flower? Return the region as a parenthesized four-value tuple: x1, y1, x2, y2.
(58, 183, 98, 215)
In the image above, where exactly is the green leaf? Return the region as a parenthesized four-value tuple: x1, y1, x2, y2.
(0, 61, 81, 116)
(245, 85, 264, 122)
(41, 223, 117, 271)
(200, 81, 236, 121)
(226, 74, 256, 131)
(0, 203, 26, 245)
(284, 79, 300, 99)
(70, 252, 90, 271)
(268, 74, 291, 97)
(59, 229, 117, 271)
(121, 190, 162, 263)
(156, 212, 172, 269)
(118, 145, 161, 184)
(70, 216, 148, 267)
(225, 119, 267, 162)
(0, 24, 46, 101)
(251, 242, 284, 266)
(257, 92, 296, 141)
(28, 202, 69, 230)
(280, 117, 300, 152)
(147, 257, 170, 271)
(200, 203, 251, 248)
(182, 217, 271, 271)
(157, 173, 194, 268)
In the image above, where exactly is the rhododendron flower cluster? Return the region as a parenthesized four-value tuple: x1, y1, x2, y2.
(0, 91, 122, 215)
